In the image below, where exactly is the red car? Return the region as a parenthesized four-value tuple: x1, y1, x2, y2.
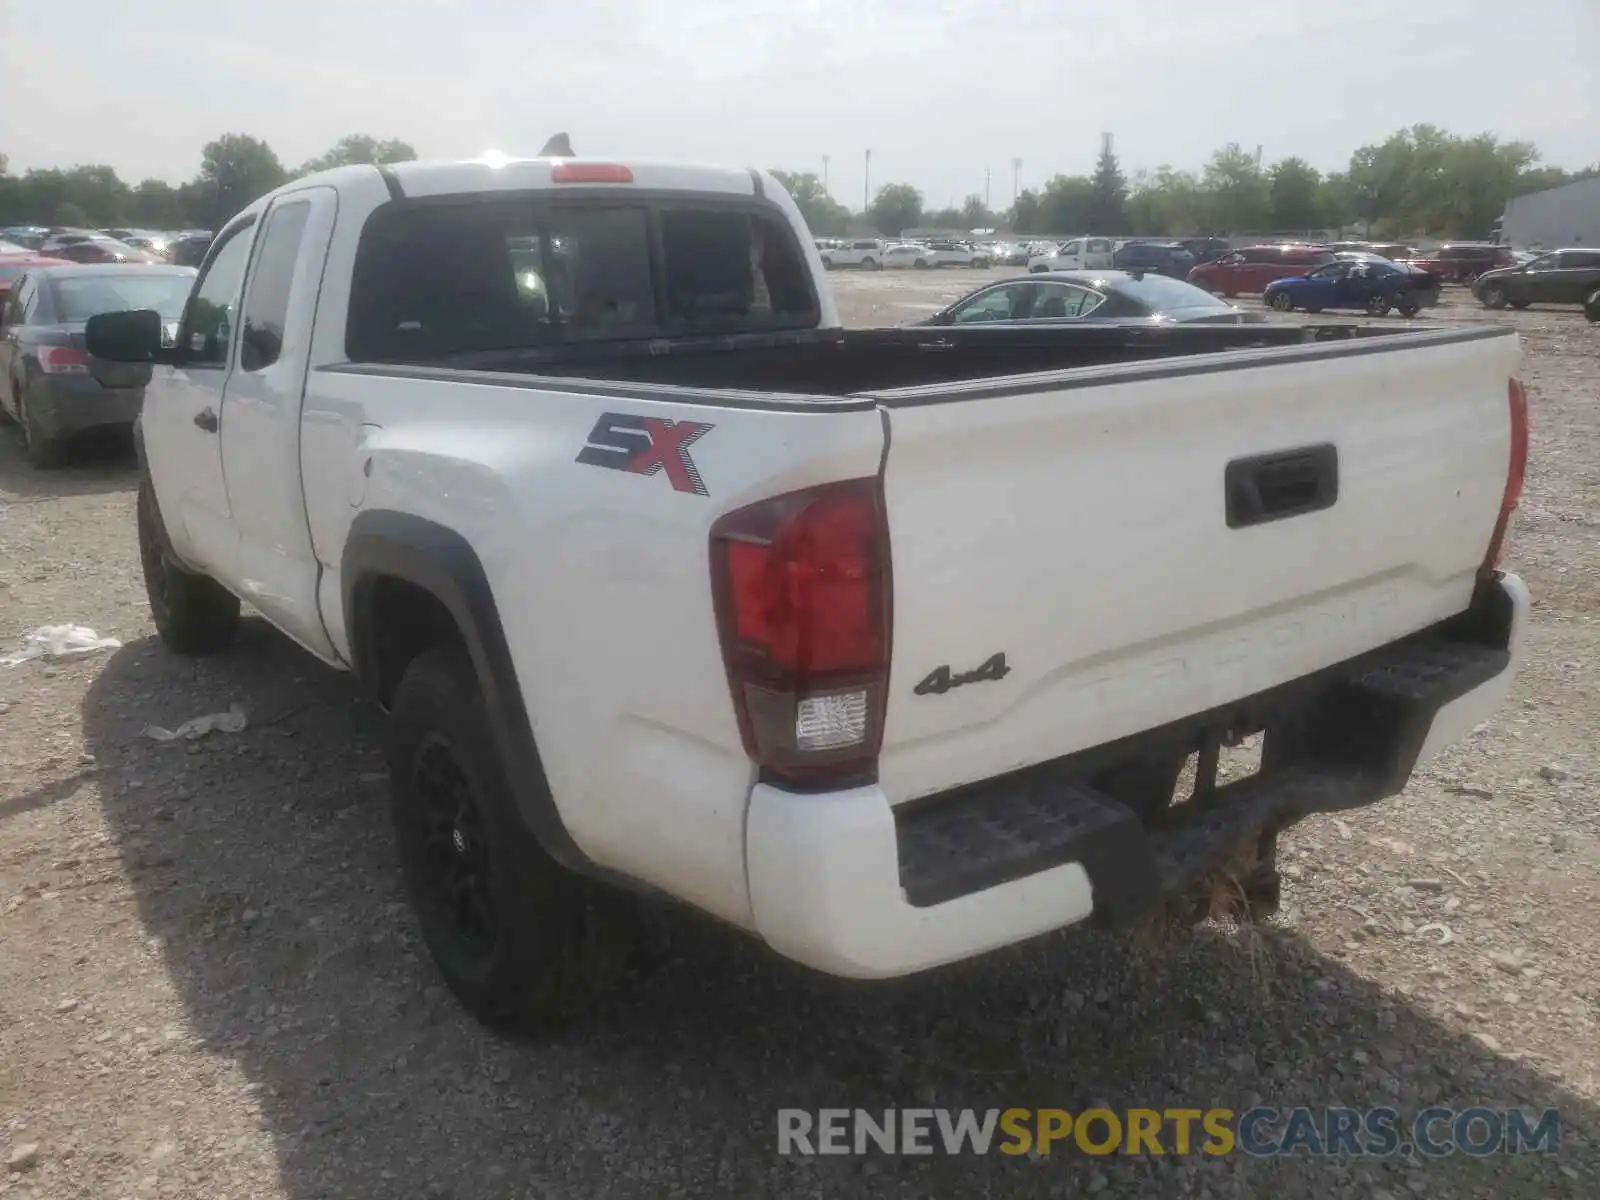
(1186, 244, 1335, 296)
(1400, 243, 1517, 284)
(0, 255, 75, 308)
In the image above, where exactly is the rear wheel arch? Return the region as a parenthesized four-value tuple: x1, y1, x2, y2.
(341, 511, 591, 873)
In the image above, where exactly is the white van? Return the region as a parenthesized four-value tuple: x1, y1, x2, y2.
(1027, 236, 1117, 273)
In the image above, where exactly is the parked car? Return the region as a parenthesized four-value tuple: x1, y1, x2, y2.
(1176, 237, 1233, 265)
(924, 240, 991, 268)
(85, 156, 1527, 1033)
(1405, 243, 1517, 284)
(166, 232, 214, 267)
(0, 256, 75, 309)
(1187, 244, 1335, 296)
(1472, 249, 1600, 311)
(915, 270, 1266, 326)
(820, 239, 885, 270)
(1263, 258, 1440, 316)
(1028, 236, 1116, 273)
(51, 238, 163, 265)
(987, 241, 1030, 267)
(0, 264, 195, 464)
(2, 227, 49, 251)
(1111, 240, 1196, 277)
(881, 242, 933, 269)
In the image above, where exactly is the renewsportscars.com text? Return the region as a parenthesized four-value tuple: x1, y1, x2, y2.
(777, 1106, 1561, 1158)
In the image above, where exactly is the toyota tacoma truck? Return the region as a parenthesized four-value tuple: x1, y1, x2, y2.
(84, 156, 1531, 1032)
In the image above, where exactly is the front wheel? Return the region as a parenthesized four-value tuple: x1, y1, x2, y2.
(1268, 292, 1294, 312)
(388, 644, 638, 1033)
(1398, 300, 1420, 318)
(138, 477, 240, 654)
(861, 258, 879, 271)
(913, 258, 929, 270)
(1480, 284, 1507, 310)
(1364, 293, 1393, 317)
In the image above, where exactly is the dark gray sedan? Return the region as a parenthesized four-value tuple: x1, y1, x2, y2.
(0, 265, 194, 465)
(916, 270, 1266, 327)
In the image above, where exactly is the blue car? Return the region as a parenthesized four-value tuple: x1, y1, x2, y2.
(1262, 256, 1440, 317)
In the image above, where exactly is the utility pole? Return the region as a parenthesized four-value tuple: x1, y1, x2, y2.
(822, 154, 830, 192)
(863, 149, 871, 213)
(985, 167, 991, 212)
(1012, 158, 1022, 205)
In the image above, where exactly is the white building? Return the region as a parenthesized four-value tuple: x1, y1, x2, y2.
(1498, 176, 1600, 249)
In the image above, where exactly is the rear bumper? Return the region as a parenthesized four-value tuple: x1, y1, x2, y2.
(745, 573, 1528, 979)
(28, 375, 143, 439)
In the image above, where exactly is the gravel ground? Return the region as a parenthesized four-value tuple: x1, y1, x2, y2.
(2, 279, 1597, 1199)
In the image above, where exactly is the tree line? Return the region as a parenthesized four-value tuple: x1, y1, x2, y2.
(5, 124, 1593, 242)
(782, 126, 1598, 241)
(0, 134, 417, 231)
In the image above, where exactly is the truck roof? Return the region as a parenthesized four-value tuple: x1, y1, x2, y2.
(294, 156, 766, 201)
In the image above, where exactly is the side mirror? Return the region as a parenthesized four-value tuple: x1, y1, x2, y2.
(86, 308, 164, 364)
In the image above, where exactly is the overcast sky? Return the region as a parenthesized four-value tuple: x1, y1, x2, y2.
(3, 0, 1596, 208)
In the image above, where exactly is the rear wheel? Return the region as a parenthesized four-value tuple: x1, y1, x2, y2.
(17, 375, 68, 468)
(1398, 301, 1420, 318)
(1586, 288, 1600, 323)
(861, 257, 879, 271)
(913, 258, 930, 270)
(1480, 284, 1507, 310)
(0, 375, 16, 427)
(1509, 298, 1531, 311)
(1268, 292, 1294, 312)
(388, 644, 638, 1033)
(138, 477, 240, 654)
(1364, 293, 1393, 317)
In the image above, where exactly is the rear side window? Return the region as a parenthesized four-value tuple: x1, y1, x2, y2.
(1243, 248, 1281, 263)
(240, 200, 311, 372)
(346, 195, 818, 363)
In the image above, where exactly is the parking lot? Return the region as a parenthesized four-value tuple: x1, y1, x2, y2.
(1, 276, 1597, 1199)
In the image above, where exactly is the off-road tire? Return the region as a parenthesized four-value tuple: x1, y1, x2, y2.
(137, 477, 239, 654)
(388, 644, 638, 1034)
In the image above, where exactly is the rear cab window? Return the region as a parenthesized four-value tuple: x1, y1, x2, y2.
(346, 193, 820, 363)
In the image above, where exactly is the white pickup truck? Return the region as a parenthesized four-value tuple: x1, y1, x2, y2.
(86, 156, 1530, 1033)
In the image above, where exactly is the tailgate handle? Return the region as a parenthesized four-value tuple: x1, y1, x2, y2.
(1225, 444, 1338, 529)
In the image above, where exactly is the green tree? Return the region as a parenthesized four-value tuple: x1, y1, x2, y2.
(1037, 175, 1095, 233)
(960, 194, 994, 229)
(769, 170, 851, 236)
(867, 182, 923, 237)
(300, 134, 418, 175)
(127, 180, 188, 229)
(54, 201, 89, 227)
(1202, 143, 1270, 231)
(1008, 188, 1041, 233)
(1086, 141, 1128, 233)
(925, 207, 963, 229)
(198, 134, 287, 225)
(1124, 166, 1207, 235)
(1267, 157, 1322, 230)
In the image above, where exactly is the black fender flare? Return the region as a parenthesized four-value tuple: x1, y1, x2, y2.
(341, 510, 594, 875)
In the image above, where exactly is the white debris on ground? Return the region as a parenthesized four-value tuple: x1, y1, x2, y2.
(1, 625, 122, 667)
(141, 703, 248, 742)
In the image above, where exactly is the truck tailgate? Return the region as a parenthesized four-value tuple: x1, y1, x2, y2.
(874, 328, 1521, 805)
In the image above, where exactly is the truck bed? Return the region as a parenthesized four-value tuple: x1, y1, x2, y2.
(356, 320, 1411, 400)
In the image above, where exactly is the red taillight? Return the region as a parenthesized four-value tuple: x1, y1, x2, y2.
(39, 346, 89, 375)
(550, 162, 634, 184)
(710, 478, 891, 787)
(1482, 377, 1529, 577)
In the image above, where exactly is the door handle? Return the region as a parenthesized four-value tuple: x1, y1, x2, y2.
(194, 408, 219, 433)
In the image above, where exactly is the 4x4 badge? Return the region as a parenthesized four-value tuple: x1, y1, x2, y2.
(914, 653, 1011, 696)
